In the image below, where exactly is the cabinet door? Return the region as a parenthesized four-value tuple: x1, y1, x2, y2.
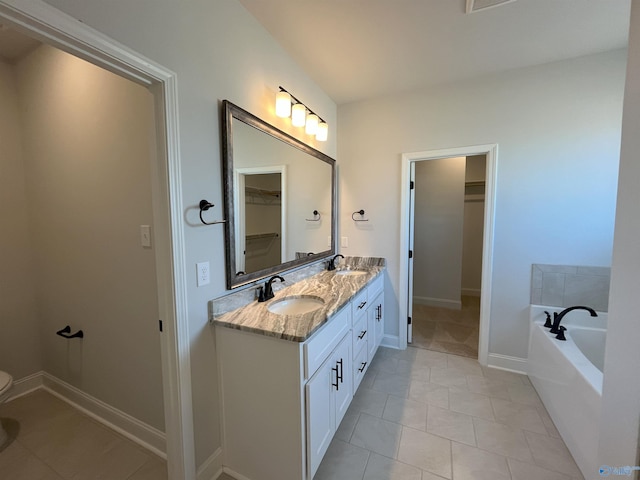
(375, 295, 384, 348)
(306, 357, 334, 479)
(333, 334, 352, 428)
(368, 292, 384, 358)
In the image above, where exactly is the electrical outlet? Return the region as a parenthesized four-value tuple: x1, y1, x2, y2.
(196, 262, 210, 287)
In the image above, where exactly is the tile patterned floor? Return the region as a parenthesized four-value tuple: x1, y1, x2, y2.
(1, 354, 584, 480)
(0, 389, 167, 480)
(411, 296, 480, 358)
(314, 346, 584, 480)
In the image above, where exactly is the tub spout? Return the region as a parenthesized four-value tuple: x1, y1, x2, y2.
(550, 306, 598, 334)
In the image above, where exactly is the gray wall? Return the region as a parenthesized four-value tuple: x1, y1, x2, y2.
(42, 0, 338, 467)
(339, 49, 625, 360)
(599, 0, 640, 469)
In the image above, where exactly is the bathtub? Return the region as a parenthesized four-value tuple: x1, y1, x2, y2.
(528, 306, 607, 479)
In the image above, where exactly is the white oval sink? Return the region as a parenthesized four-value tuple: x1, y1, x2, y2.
(268, 296, 325, 315)
(335, 269, 367, 276)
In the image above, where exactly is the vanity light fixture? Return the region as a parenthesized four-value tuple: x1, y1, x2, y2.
(275, 86, 328, 141)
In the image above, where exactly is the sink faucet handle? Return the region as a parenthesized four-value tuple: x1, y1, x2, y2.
(543, 311, 552, 328)
(257, 286, 265, 302)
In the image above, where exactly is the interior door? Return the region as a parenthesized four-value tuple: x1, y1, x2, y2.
(407, 162, 416, 343)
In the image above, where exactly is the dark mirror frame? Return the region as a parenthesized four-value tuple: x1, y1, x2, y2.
(221, 100, 337, 289)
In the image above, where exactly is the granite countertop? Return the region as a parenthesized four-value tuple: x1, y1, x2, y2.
(212, 258, 385, 342)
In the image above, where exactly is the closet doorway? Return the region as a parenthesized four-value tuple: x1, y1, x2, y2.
(399, 145, 497, 365)
(410, 155, 486, 357)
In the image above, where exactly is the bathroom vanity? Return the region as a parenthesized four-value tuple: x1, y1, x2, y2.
(213, 260, 384, 480)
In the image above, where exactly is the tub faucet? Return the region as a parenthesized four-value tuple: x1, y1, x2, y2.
(550, 306, 598, 334)
(261, 275, 284, 302)
(327, 254, 344, 271)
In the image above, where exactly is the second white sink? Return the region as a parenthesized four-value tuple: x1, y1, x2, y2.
(268, 296, 325, 315)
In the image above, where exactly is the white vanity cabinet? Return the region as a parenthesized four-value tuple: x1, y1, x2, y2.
(215, 273, 384, 480)
(353, 275, 385, 392)
(306, 332, 352, 477)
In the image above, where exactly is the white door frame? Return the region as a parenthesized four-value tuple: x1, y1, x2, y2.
(399, 144, 498, 366)
(234, 165, 287, 271)
(0, 1, 195, 478)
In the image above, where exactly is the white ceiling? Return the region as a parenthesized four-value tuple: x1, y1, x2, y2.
(238, 0, 632, 105)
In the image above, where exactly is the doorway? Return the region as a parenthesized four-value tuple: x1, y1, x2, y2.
(0, 3, 194, 479)
(399, 145, 497, 366)
(410, 155, 486, 358)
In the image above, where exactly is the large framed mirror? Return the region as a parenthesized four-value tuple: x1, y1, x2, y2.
(221, 100, 336, 289)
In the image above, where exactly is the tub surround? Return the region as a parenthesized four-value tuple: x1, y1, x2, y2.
(210, 256, 385, 341)
(531, 264, 611, 312)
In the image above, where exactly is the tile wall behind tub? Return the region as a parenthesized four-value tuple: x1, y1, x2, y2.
(531, 264, 611, 312)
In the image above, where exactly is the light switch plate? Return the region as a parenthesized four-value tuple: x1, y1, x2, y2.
(341, 236, 349, 248)
(140, 225, 152, 248)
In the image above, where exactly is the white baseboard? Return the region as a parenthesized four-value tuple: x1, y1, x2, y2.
(7, 371, 44, 401)
(413, 296, 462, 310)
(461, 288, 481, 297)
(36, 373, 166, 458)
(197, 447, 223, 480)
(486, 353, 527, 374)
(380, 334, 400, 349)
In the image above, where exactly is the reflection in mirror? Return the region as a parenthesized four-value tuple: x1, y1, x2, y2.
(222, 100, 336, 289)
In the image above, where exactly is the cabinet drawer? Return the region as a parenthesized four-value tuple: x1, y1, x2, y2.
(304, 306, 350, 380)
(353, 346, 368, 393)
(351, 314, 368, 359)
(351, 289, 368, 323)
(367, 274, 383, 300)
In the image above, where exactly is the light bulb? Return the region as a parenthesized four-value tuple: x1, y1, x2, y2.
(275, 91, 291, 118)
(291, 103, 306, 127)
(316, 121, 328, 141)
(305, 114, 319, 135)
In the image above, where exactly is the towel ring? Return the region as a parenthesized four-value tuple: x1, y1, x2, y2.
(199, 200, 227, 226)
(352, 209, 369, 222)
(306, 210, 321, 222)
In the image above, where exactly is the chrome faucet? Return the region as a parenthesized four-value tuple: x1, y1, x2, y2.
(260, 275, 284, 302)
(327, 254, 344, 271)
(549, 306, 598, 339)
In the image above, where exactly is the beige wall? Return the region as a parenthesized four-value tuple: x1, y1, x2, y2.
(413, 157, 466, 308)
(462, 155, 486, 295)
(11, 44, 164, 430)
(0, 59, 41, 379)
(42, 0, 338, 466)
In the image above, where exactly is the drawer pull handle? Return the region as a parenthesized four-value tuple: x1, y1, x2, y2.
(358, 301, 367, 310)
(358, 362, 367, 373)
(337, 359, 344, 384)
(332, 365, 339, 390)
(358, 330, 367, 339)
(376, 304, 382, 320)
